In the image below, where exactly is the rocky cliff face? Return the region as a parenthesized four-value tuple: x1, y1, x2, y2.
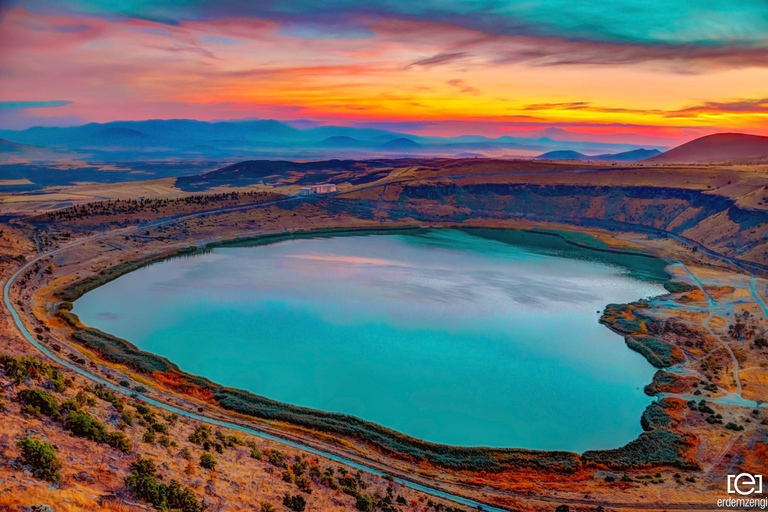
(389, 182, 768, 268)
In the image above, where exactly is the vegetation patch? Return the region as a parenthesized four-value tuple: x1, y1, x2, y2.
(663, 281, 696, 294)
(625, 335, 683, 368)
(644, 370, 698, 395)
(17, 436, 62, 483)
(64, 410, 131, 453)
(58, 247, 202, 302)
(640, 402, 673, 431)
(1, 354, 71, 390)
(600, 303, 654, 336)
(214, 387, 581, 473)
(582, 429, 699, 470)
(71, 328, 179, 374)
(126, 457, 202, 512)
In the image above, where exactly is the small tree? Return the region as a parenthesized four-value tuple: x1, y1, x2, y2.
(199, 452, 217, 470)
(266, 449, 287, 468)
(17, 437, 62, 482)
(17, 388, 61, 421)
(283, 493, 306, 512)
(355, 494, 374, 512)
(126, 457, 201, 512)
(260, 502, 277, 512)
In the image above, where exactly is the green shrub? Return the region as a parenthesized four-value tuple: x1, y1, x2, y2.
(121, 411, 134, 425)
(356, 494, 374, 512)
(106, 431, 132, 453)
(126, 457, 201, 512)
(65, 410, 132, 453)
(260, 502, 277, 512)
(65, 411, 108, 441)
(2, 355, 60, 385)
(292, 458, 308, 477)
(150, 422, 168, 434)
(143, 430, 157, 444)
(199, 452, 217, 470)
(85, 384, 123, 411)
(17, 436, 62, 482)
(250, 446, 263, 460)
(188, 424, 211, 445)
(295, 474, 313, 494)
(18, 388, 61, 421)
(75, 390, 96, 407)
(60, 399, 80, 414)
(266, 449, 287, 468)
(283, 493, 306, 512)
(215, 430, 243, 448)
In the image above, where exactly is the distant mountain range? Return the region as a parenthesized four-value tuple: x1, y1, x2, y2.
(535, 148, 661, 161)
(648, 133, 768, 163)
(3, 119, 765, 166)
(0, 119, 663, 162)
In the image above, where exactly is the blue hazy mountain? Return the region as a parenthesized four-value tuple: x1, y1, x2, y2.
(0, 119, 664, 161)
(536, 148, 662, 161)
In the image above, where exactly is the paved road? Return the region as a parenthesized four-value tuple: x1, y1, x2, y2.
(1, 197, 744, 511)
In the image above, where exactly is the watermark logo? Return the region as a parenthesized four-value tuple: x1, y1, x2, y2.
(728, 473, 764, 495)
(719, 474, 767, 509)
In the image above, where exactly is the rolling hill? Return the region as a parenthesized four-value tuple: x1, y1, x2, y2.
(650, 133, 768, 163)
(380, 137, 421, 151)
(536, 148, 661, 161)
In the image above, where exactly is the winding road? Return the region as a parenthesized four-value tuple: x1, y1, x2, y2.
(1, 194, 758, 511)
(2, 198, 519, 512)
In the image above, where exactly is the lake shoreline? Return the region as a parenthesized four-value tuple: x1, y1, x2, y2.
(46, 222, 704, 474)
(71, 228, 667, 451)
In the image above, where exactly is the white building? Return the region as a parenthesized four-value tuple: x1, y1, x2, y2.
(311, 184, 337, 194)
(298, 184, 337, 196)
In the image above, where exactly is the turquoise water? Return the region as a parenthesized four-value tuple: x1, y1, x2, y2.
(73, 229, 668, 452)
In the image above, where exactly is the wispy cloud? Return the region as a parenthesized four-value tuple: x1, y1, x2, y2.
(446, 79, 478, 95)
(2, 3, 768, 138)
(0, 100, 72, 110)
(671, 97, 768, 115)
(407, 52, 468, 69)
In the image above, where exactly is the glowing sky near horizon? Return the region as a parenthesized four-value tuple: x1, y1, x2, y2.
(1, 0, 768, 143)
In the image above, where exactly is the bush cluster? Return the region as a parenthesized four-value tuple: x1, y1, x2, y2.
(65, 411, 131, 453)
(126, 457, 201, 512)
(18, 388, 62, 421)
(17, 436, 62, 483)
(1, 354, 71, 390)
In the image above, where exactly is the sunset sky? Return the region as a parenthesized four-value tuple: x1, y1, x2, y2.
(1, 0, 768, 144)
